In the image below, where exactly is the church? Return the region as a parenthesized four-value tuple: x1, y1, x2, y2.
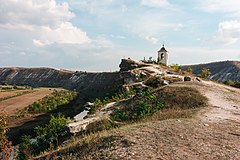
(157, 44, 168, 66)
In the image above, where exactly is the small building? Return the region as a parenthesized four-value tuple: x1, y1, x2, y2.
(157, 44, 168, 66)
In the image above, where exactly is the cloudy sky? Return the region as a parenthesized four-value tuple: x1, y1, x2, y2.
(0, 0, 240, 71)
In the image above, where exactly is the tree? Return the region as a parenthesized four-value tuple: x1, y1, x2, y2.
(187, 67, 192, 74)
(201, 68, 211, 78)
(171, 64, 181, 72)
(18, 114, 69, 157)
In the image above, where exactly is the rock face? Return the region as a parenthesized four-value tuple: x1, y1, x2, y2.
(119, 59, 147, 71)
(183, 61, 240, 82)
(0, 67, 123, 98)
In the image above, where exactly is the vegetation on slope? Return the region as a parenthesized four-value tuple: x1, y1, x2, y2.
(18, 114, 69, 159)
(111, 86, 207, 122)
(31, 85, 207, 159)
(27, 90, 77, 113)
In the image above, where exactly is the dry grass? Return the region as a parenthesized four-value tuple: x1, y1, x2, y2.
(155, 86, 207, 109)
(144, 108, 197, 122)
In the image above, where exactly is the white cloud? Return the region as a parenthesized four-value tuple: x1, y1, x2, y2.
(33, 22, 90, 47)
(145, 36, 159, 44)
(141, 0, 170, 8)
(213, 20, 240, 45)
(0, 0, 90, 46)
(199, 0, 240, 17)
(0, 0, 74, 28)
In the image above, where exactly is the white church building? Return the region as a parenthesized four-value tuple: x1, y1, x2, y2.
(157, 44, 168, 66)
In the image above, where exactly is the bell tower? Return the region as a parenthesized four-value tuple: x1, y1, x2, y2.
(157, 44, 168, 65)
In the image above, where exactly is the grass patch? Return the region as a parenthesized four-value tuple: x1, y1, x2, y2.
(155, 86, 207, 109)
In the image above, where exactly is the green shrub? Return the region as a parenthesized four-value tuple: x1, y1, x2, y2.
(187, 67, 192, 73)
(201, 68, 211, 78)
(170, 64, 181, 72)
(18, 114, 69, 157)
(224, 80, 235, 86)
(111, 88, 164, 122)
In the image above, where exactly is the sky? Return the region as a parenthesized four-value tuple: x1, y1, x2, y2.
(0, 0, 240, 71)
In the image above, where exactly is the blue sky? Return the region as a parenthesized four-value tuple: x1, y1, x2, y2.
(0, 0, 240, 71)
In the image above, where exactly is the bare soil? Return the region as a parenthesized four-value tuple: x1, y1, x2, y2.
(0, 89, 29, 99)
(0, 88, 52, 117)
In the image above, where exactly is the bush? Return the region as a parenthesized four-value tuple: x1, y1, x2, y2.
(224, 80, 235, 86)
(111, 88, 164, 121)
(201, 68, 211, 78)
(187, 67, 192, 73)
(170, 64, 181, 72)
(18, 114, 70, 157)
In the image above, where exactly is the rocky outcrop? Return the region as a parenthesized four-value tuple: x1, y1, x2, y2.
(119, 59, 148, 71)
(183, 61, 240, 82)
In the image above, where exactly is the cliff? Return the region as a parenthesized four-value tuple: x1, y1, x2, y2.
(1, 60, 239, 99)
(183, 61, 240, 82)
(0, 67, 123, 98)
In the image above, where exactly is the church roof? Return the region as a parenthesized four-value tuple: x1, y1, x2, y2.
(158, 44, 167, 52)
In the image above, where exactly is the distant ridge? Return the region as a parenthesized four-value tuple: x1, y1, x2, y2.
(0, 67, 123, 98)
(183, 61, 240, 82)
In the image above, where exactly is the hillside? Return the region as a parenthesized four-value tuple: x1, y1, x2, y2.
(182, 61, 240, 82)
(0, 67, 123, 98)
(33, 60, 240, 160)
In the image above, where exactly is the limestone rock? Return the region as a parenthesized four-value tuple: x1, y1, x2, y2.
(119, 59, 147, 71)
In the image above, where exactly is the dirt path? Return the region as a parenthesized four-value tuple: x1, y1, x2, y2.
(0, 88, 52, 116)
(109, 81, 240, 159)
(200, 81, 240, 123)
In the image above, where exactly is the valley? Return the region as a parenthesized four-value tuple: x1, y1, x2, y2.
(0, 59, 240, 159)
